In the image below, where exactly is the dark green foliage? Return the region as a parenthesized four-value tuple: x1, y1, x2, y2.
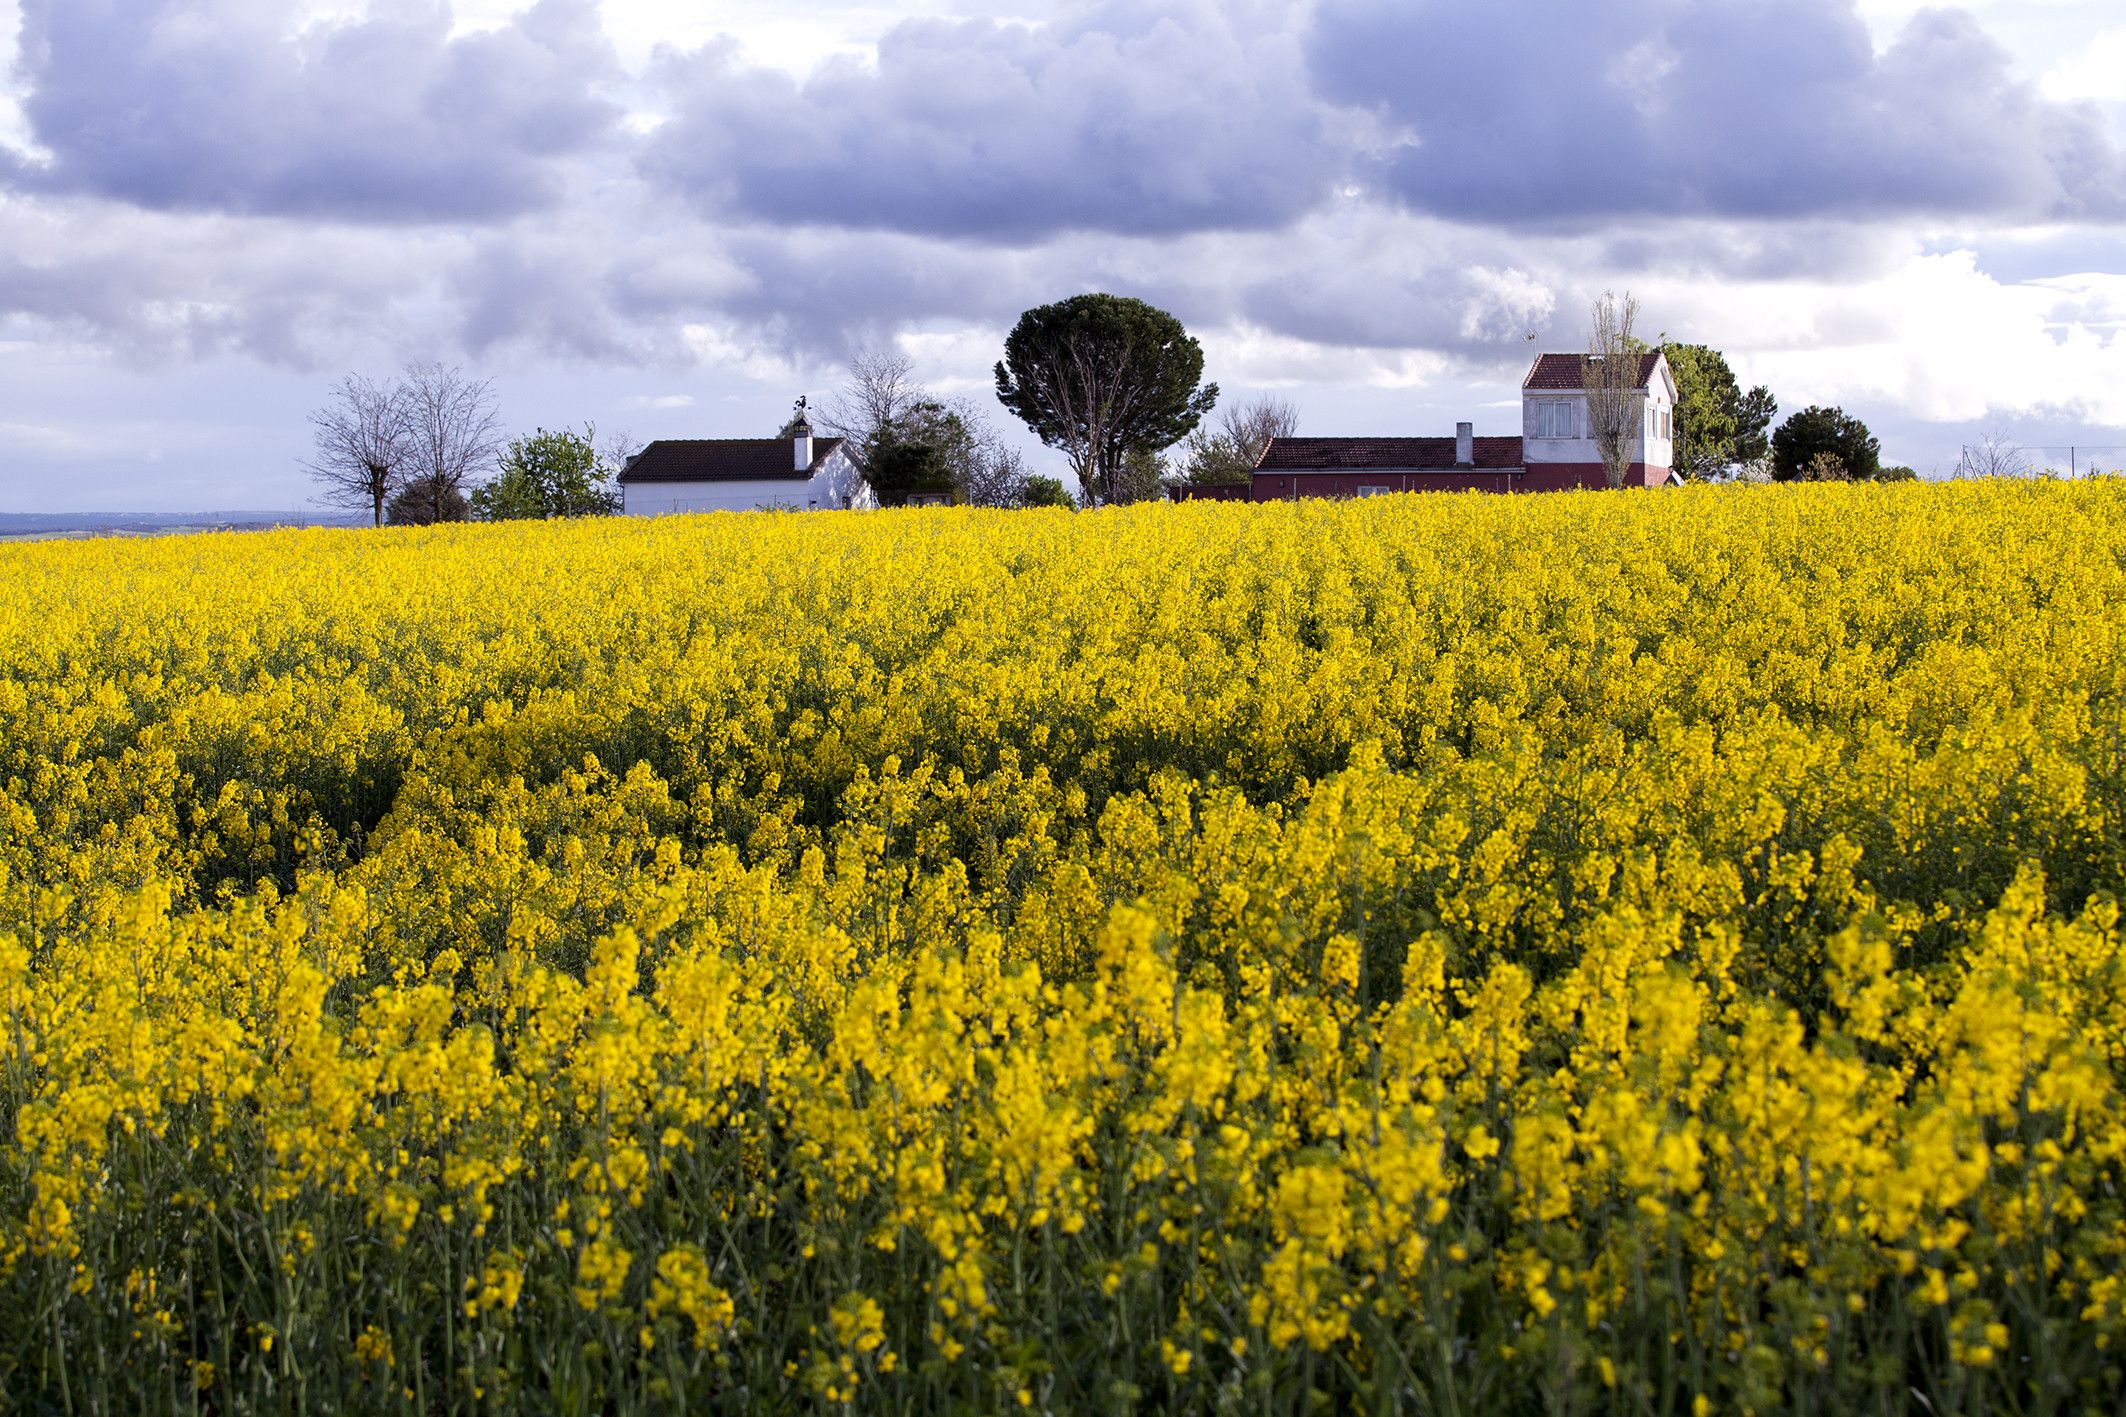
(1662, 342, 1777, 481)
(386, 472, 470, 525)
(1735, 385, 1778, 463)
(1115, 448, 1168, 505)
(1772, 406, 1881, 482)
(1019, 475, 1075, 509)
(866, 401, 969, 505)
(994, 293, 1218, 506)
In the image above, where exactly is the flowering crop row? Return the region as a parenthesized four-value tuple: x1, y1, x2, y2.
(3, 482, 2125, 1413)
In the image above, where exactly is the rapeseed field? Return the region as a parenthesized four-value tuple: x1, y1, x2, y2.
(3, 481, 2125, 1413)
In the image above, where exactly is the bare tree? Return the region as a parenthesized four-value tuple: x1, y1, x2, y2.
(400, 362, 502, 525)
(597, 427, 643, 482)
(1955, 428, 2035, 480)
(1584, 291, 1644, 489)
(1181, 395, 1298, 485)
(952, 405, 1031, 508)
(1223, 396, 1298, 457)
(821, 348, 1030, 506)
(303, 374, 410, 527)
(818, 348, 925, 479)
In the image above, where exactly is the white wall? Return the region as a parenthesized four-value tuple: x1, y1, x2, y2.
(1521, 356, 1677, 472)
(621, 446, 876, 516)
(1640, 385, 1674, 473)
(1521, 391, 1600, 466)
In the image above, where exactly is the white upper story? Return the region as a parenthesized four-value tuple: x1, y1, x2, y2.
(1519, 351, 1677, 472)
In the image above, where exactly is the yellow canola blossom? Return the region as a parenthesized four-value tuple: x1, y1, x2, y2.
(2, 481, 2126, 1412)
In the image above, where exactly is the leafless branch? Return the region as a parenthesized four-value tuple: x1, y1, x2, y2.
(1955, 428, 2035, 480)
(818, 349, 923, 478)
(1221, 396, 1298, 457)
(596, 426, 642, 480)
(1585, 291, 1643, 490)
(951, 406, 1030, 509)
(302, 373, 411, 527)
(401, 361, 502, 525)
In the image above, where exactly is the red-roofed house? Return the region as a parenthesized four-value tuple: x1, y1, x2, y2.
(1237, 352, 1677, 501)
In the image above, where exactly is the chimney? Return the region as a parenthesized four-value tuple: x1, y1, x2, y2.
(791, 396, 814, 472)
(1456, 421, 1474, 467)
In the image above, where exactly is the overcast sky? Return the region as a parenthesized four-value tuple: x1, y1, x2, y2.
(3, 0, 2125, 512)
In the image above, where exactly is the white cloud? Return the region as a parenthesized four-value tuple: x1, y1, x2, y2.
(2042, 26, 2126, 102)
(1198, 322, 1455, 391)
(440, 0, 919, 72)
(1722, 252, 2126, 425)
(677, 322, 809, 385)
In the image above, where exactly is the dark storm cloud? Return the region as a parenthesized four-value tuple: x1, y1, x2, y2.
(3, 0, 620, 223)
(641, 0, 1350, 240)
(0, 196, 455, 364)
(2, 0, 2117, 380)
(1310, 0, 2126, 224)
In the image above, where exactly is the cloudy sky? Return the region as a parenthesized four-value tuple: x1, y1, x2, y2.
(3, 0, 2125, 511)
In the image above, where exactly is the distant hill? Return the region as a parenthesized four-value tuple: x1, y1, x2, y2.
(0, 511, 367, 541)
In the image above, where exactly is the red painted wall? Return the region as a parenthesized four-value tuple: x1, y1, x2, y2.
(1520, 462, 1672, 490)
(1251, 470, 1521, 499)
(1251, 464, 1673, 501)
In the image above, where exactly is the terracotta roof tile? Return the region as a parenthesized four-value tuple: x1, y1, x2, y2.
(1523, 352, 1662, 390)
(1255, 436, 1524, 472)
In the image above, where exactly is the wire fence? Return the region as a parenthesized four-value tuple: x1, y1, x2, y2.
(1954, 444, 2126, 478)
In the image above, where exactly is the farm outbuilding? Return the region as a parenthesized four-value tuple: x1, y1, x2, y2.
(618, 416, 875, 515)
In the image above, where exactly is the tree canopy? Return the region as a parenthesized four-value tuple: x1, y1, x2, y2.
(385, 473, 469, 526)
(1663, 343, 1777, 481)
(1018, 475, 1075, 509)
(1772, 406, 1881, 483)
(865, 402, 967, 504)
(473, 427, 620, 520)
(994, 294, 1217, 506)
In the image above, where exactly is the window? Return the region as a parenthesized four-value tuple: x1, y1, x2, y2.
(1533, 399, 1576, 439)
(1355, 485, 1393, 497)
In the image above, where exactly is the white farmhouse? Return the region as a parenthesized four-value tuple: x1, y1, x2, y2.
(617, 413, 875, 515)
(1518, 351, 1678, 488)
(1236, 351, 1681, 501)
